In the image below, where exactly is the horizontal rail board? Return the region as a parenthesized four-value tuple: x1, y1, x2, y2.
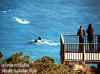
(65, 51, 100, 53)
(65, 60, 100, 64)
(62, 34, 100, 36)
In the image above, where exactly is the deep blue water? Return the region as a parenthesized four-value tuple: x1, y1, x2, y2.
(0, 0, 100, 65)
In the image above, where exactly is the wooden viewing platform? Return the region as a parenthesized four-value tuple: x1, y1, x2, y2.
(60, 34, 100, 72)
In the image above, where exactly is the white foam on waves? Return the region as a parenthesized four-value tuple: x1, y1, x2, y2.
(2, 11, 7, 13)
(14, 17, 30, 24)
(2, 9, 12, 13)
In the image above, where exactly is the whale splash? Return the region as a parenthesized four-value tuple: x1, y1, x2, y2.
(30, 39, 59, 46)
(14, 17, 30, 24)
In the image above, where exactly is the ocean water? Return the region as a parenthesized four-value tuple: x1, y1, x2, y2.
(0, 0, 100, 64)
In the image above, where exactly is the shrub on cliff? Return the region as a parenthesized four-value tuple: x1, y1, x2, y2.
(1, 51, 30, 64)
(0, 51, 3, 59)
(30, 56, 57, 72)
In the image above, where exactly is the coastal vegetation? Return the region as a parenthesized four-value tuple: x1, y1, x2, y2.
(0, 51, 98, 74)
(0, 51, 30, 64)
(0, 51, 3, 59)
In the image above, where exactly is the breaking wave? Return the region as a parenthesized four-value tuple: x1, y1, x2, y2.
(14, 17, 30, 24)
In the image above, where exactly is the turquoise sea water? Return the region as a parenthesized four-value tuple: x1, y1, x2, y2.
(0, 0, 100, 65)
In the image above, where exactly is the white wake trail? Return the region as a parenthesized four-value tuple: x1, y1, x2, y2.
(30, 39, 59, 46)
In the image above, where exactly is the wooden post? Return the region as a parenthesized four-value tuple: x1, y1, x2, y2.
(60, 35, 63, 64)
(60, 35, 65, 64)
(98, 35, 100, 73)
(63, 43, 65, 64)
(60, 44, 65, 64)
(98, 64, 100, 74)
(98, 35, 100, 52)
(83, 44, 85, 64)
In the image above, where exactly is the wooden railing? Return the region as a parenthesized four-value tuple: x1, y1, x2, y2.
(60, 34, 100, 64)
(65, 43, 100, 52)
(62, 34, 99, 44)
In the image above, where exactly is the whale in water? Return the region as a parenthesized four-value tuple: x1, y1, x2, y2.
(30, 36, 43, 43)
